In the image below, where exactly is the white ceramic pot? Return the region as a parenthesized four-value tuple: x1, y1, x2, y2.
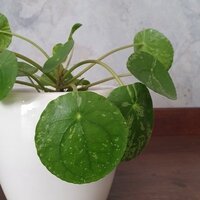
(0, 88, 115, 200)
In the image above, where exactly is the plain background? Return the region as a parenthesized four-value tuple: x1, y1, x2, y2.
(0, 0, 199, 107)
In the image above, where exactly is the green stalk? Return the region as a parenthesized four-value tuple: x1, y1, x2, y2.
(0, 30, 49, 58)
(20, 70, 48, 92)
(67, 44, 133, 80)
(96, 44, 133, 60)
(64, 59, 124, 86)
(70, 83, 78, 92)
(14, 52, 57, 84)
(15, 80, 41, 90)
(27, 76, 40, 92)
(65, 46, 74, 69)
(79, 73, 132, 89)
(15, 80, 55, 92)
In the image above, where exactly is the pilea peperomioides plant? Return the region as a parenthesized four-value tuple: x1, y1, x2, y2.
(0, 13, 177, 184)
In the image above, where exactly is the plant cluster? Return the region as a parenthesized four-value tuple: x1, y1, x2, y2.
(0, 13, 177, 184)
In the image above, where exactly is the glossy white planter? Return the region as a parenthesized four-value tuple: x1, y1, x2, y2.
(0, 88, 115, 200)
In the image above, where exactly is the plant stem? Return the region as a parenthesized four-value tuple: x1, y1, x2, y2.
(14, 52, 57, 84)
(64, 60, 124, 86)
(79, 73, 132, 89)
(70, 83, 78, 92)
(19, 70, 48, 92)
(0, 30, 49, 58)
(15, 80, 55, 92)
(97, 44, 133, 60)
(65, 46, 74, 69)
(27, 76, 40, 92)
(66, 44, 133, 82)
(28, 74, 47, 91)
(15, 80, 41, 90)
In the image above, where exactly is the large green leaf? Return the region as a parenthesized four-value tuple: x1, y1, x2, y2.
(0, 50, 18, 100)
(43, 23, 82, 73)
(108, 83, 153, 161)
(17, 62, 37, 76)
(0, 13, 12, 51)
(134, 29, 174, 70)
(127, 51, 177, 100)
(35, 91, 128, 184)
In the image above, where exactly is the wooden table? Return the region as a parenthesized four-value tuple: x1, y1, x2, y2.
(1, 108, 200, 200)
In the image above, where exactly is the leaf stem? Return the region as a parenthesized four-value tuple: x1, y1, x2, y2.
(70, 83, 78, 92)
(27, 76, 40, 93)
(97, 44, 133, 60)
(0, 30, 49, 58)
(64, 60, 124, 86)
(65, 46, 74, 69)
(80, 73, 132, 89)
(25, 73, 48, 92)
(15, 80, 41, 90)
(14, 52, 57, 83)
(67, 44, 133, 79)
(15, 80, 55, 92)
(19, 69, 48, 92)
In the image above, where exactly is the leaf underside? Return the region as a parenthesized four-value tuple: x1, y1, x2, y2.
(134, 28, 174, 70)
(108, 83, 153, 161)
(127, 51, 177, 100)
(35, 91, 128, 184)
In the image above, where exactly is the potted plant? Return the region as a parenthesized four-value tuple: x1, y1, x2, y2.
(0, 13, 177, 200)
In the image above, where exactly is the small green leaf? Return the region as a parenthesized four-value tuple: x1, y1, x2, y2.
(68, 23, 82, 40)
(35, 91, 128, 184)
(134, 29, 174, 70)
(127, 51, 177, 100)
(17, 62, 38, 76)
(43, 39, 74, 73)
(0, 50, 18, 100)
(108, 83, 153, 161)
(52, 43, 62, 55)
(75, 78, 90, 86)
(0, 13, 12, 50)
(43, 23, 82, 73)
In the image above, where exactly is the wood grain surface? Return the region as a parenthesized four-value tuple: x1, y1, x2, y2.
(1, 108, 200, 200)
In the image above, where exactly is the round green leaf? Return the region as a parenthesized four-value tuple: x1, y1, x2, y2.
(0, 13, 12, 51)
(108, 83, 153, 161)
(127, 51, 177, 100)
(17, 62, 38, 76)
(0, 50, 18, 100)
(35, 91, 128, 184)
(134, 29, 174, 70)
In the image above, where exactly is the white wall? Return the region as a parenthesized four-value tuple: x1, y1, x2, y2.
(1, 0, 199, 107)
